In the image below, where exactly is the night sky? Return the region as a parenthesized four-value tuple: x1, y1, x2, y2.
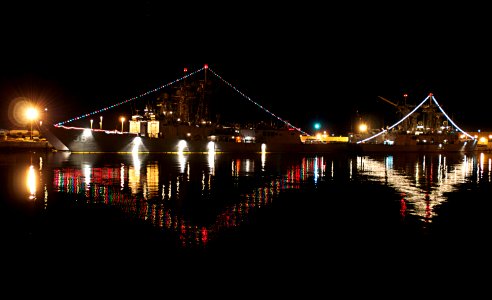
(1, 2, 491, 134)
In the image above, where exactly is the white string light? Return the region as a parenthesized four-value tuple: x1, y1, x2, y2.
(431, 95, 475, 139)
(55, 67, 205, 126)
(54, 65, 311, 136)
(356, 94, 476, 144)
(208, 68, 310, 136)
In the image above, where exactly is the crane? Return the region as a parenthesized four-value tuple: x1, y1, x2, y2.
(377, 94, 416, 131)
(377, 95, 399, 108)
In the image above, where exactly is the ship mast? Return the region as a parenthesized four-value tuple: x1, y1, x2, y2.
(421, 92, 442, 133)
(177, 67, 190, 123)
(195, 64, 209, 124)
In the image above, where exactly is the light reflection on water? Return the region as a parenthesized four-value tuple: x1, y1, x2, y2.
(9, 151, 492, 249)
(27, 164, 36, 200)
(353, 153, 488, 223)
(50, 153, 309, 248)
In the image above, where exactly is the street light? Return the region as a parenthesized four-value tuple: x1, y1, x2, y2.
(359, 123, 368, 133)
(120, 117, 125, 133)
(26, 107, 38, 140)
(43, 107, 48, 126)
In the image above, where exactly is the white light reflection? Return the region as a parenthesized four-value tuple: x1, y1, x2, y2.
(357, 155, 476, 223)
(462, 155, 469, 179)
(415, 161, 420, 185)
(231, 159, 256, 176)
(177, 140, 188, 174)
(129, 152, 141, 194)
(261, 151, 266, 171)
(207, 142, 215, 175)
(39, 157, 47, 207)
(479, 152, 485, 181)
(120, 164, 125, 190)
(178, 151, 187, 174)
(132, 151, 141, 175)
(132, 137, 142, 153)
(167, 180, 172, 200)
(314, 156, 319, 183)
(83, 164, 91, 190)
(202, 173, 206, 192)
(320, 157, 325, 178)
(489, 158, 491, 181)
(437, 154, 443, 182)
(27, 165, 36, 200)
(44, 184, 48, 209)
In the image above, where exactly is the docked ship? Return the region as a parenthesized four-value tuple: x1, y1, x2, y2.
(349, 93, 477, 153)
(43, 65, 350, 154)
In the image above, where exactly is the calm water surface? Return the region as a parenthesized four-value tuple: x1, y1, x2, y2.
(2, 150, 492, 284)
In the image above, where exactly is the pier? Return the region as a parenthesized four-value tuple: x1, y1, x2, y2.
(0, 139, 54, 151)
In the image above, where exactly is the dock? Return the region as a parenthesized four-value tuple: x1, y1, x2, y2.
(0, 139, 54, 152)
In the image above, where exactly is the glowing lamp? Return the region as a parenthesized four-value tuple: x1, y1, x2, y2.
(26, 107, 39, 140)
(26, 107, 38, 121)
(359, 123, 368, 133)
(120, 117, 125, 132)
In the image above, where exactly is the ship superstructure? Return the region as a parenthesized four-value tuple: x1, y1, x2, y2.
(350, 93, 477, 153)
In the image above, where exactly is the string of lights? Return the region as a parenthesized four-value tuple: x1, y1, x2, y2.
(54, 64, 310, 136)
(208, 68, 309, 136)
(431, 95, 475, 139)
(357, 94, 476, 144)
(54, 67, 206, 126)
(357, 95, 431, 144)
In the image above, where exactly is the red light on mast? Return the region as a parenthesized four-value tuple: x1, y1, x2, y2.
(184, 68, 188, 73)
(204, 64, 209, 69)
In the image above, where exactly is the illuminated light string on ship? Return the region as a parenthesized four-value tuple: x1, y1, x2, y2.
(357, 93, 476, 144)
(430, 94, 475, 140)
(53, 65, 310, 136)
(54, 67, 207, 126)
(207, 68, 310, 136)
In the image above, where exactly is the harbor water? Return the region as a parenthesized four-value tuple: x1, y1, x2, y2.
(2, 150, 491, 289)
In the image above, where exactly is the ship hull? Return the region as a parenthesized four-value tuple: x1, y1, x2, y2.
(214, 141, 351, 154)
(44, 125, 208, 153)
(43, 125, 352, 154)
(44, 126, 478, 154)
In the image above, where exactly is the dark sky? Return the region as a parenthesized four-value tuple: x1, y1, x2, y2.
(1, 2, 491, 134)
